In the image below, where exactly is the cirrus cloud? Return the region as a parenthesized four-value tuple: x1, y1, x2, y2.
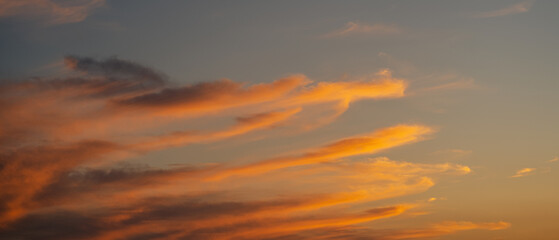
(0, 56, 508, 239)
(0, 0, 105, 25)
(323, 21, 402, 38)
(471, 0, 534, 19)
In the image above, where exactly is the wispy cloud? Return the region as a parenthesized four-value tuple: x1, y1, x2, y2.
(419, 78, 477, 92)
(385, 221, 511, 239)
(1, 56, 407, 147)
(0, 0, 104, 25)
(0, 56, 412, 227)
(471, 1, 534, 19)
(266, 220, 510, 239)
(511, 168, 536, 178)
(323, 21, 402, 38)
(433, 149, 473, 157)
(131, 108, 302, 151)
(0, 56, 507, 239)
(549, 156, 558, 163)
(208, 125, 435, 181)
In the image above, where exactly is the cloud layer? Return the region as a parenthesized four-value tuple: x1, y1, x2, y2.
(0, 56, 508, 239)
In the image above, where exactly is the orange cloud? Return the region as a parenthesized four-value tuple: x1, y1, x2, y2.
(284, 70, 406, 105)
(28, 155, 470, 227)
(1, 57, 407, 148)
(208, 124, 433, 180)
(91, 204, 409, 240)
(116, 75, 309, 116)
(0, 140, 117, 225)
(81, 191, 373, 240)
(263, 157, 470, 205)
(0, 141, 475, 239)
(386, 221, 511, 239)
(0, 57, 413, 230)
(0, 56, 489, 239)
(0, 56, 168, 146)
(0, 142, 473, 238)
(116, 69, 406, 120)
(224, 206, 409, 240)
(511, 167, 536, 178)
(130, 108, 302, 151)
(254, 220, 509, 240)
(267, 69, 407, 130)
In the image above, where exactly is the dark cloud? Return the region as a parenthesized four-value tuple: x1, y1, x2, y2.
(0, 56, 168, 147)
(119, 79, 240, 107)
(121, 196, 303, 225)
(62, 55, 166, 98)
(64, 55, 166, 85)
(1, 56, 166, 101)
(0, 210, 109, 240)
(178, 206, 405, 239)
(0, 140, 118, 224)
(0, 0, 105, 25)
(33, 164, 204, 206)
(115, 75, 306, 112)
(0, 192, 324, 239)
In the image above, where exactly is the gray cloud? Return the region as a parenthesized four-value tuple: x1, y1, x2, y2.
(64, 56, 166, 85)
(118, 79, 239, 107)
(0, 0, 105, 25)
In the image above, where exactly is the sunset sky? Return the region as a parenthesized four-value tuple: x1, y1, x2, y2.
(1, 1, 558, 239)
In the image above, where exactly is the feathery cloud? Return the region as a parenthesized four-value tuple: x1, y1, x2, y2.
(511, 168, 536, 178)
(0, 0, 104, 25)
(208, 125, 433, 180)
(0, 56, 507, 239)
(432, 149, 473, 160)
(472, 1, 534, 18)
(323, 21, 402, 38)
(385, 221, 511, 239)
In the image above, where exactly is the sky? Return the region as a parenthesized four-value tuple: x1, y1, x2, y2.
(0, 0, 558, 239)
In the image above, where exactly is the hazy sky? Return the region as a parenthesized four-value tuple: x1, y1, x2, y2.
(1, 1, 558, 239)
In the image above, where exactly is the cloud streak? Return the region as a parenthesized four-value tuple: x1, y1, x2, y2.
(0, 56, 507, 239)
(511, 167, 536, 178)
(472, 1, 534, 18)
(0, 0, 104, 25)
(385, 221, 511, 239)
(323, 21, 402, 38)
(208, 125, 433, 181)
